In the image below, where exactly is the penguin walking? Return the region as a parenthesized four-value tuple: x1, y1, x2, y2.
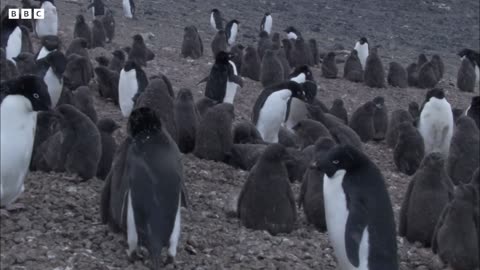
(36, 50, 67, 107)
(124, 107, 183, 267)
(418, 88, 454, 157)
(181, 25, 203, 59)
(91, 19, 106, 48)
(1, 75, 52, 207)
(35, 0, 58, 38)
(314, 144, 398, 270)
(118, 61, 148, 117)
(122, 0, 135, 19)
(260, 12, 273, 34)
(210, 9, 224, 31)
(353, 37, 369, 70)
(225, 20, 239, 46)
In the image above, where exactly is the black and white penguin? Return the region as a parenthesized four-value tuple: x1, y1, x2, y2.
(252, 80, 308, 143)
(119, 60, 148, 117)
(284, 26, 301, 40)
(96, 118, 119, 180)
(1, 16, 23, 62)
(240, 46, 261, 81)
(372, 96, 388, 141)
(91, 19, 106, 48)
(87, 0, 105, 17)
(225, 19, 239, 46)
(122, 0, 135, 19)
(349, 101, 376, 142)
(386, 109, 413, 148)
(457, 56, 476, 92)
(181, 25, 203, 59)
(109, 49, 126, 73)
(399, 152, 454, 247)
(466, 96, 480, 129)
(393, 122, 424, 176)
(260, 49, 284, 87)
(73, 15, 92, 48)
(321, 52, 338, 79)
(458, 48, 480, 86)
(260, 12, 273, 35)
(329, 99, 348, 125)
(387, 62, 408, 88)
(101, 9, 115, 43)
(128, 34, 154, 67)
(211, 29, 227, 58)
(237, 143, 297, 235)
(1, 75, 52, 207)
(201, 51, 243, 104)
(418, 88, 454, 157)
(343, 49, 364, 82)
(257, 30, 272, 60)
(174, 88, 198, 153)
(124, 107, 183, 266)
(314, 144, 398, 270)
(36, 50, 66, 107)
(210, 9, 223, 31)
(353, 37, 369, 70)
(364, 47, 385, 88)
(35, 0, 58, 38)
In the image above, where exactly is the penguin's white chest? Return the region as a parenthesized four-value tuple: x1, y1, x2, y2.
(224, 61, 239, 104)
(119, 69, 138, 117)
(36, 1, 58, 37)
(475, 64, 479, 84)
(264, 16, 272, 34)
(228, 23, 238, 45)
(354, 42, 369, 70)
(287, 32, 298, 40)
(323, 170, 369, 270)
(44, 67, 63, 107)
(37, 47, 54, 61)
(256, 89, 291, 143)
(123, 0, 133, 18)
(210, 13, 216, 30)
(285, 97, 307, 130)
(418, 98, 454, 156)
(0, 96, 37, 207)
(6, 26, 22, 62)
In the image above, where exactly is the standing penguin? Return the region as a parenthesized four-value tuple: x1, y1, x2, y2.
(418, 88, 454, 157)
(314, 144, 398, 270)
(211, 29, 227, 58)
(181, 25, 203, 59)
(122, 0, 135, 19)
(118, 61, 148, 117)
(394, 122, 425, 176)
(386, 109, 413, 148)
(94, 66, 119, 104)
(364, 47, 385, 88)
(418, 61, 438, 89)
(458, 48, 480, 85)
(329, 99, 348, 125)
(13, 52, 37, 75)
(35, 0, 58, 38)
(260, 49, 284, 87)
(210, 9, 224, 31)
(407, 63, 419, 87)
(349, 101, 376, 142)
(292, 119, 332, 149)
(107, 50, 125, 72)
(446, 116, 480, 185)
(276, 48, 291, 79)
(466, 96, 480, 129)
(321, 52, 338, 79)
(257, 31, 272, 60)
(457, 56, 476, 92)
(87, 0, 105, 17)
(408, 101, 420, 120)
(225, 20, 239, 46)
(202, 51, 243, 104)
(343, 49, 364, 82)
(308, 38, 319, 66)
(1, 16, 23, 62)
(284, 26, 301, 40)
(230, 44, 244, 71)
(174, 88, 198, 153)
(431, 54, 444, 81)
(237, 143, 297, 235)
(36, 50, 67, 107)
(260, 12, 273, 34)
(387, 62, 408, 88)
(124, 107, 183, 266)
(91, 19, 106, 48)
(353, 37, 369, 70)
(73, 15, 92, 48)
(240, 46, 261, 81)
(101, 9, 115, 43)
(1, 75, 52, 208)
(128, 34, 155, 67)
(372, 96, 388, 141)
(290, 38, 309, 68)
(399, 152, 454, 247)
(96, 118, 119, 180)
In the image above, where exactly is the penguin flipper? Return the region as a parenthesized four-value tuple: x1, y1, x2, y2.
(229, 74, 244, 87)
(298, 173, 308, 209)
(180, 181, 190, 209)
(399, 179, 415, 237)
(100, 171, 113, 224)
(197, 76, 209, 85)
(345, 198, 368, 268)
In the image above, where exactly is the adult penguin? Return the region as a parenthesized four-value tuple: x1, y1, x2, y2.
(35, 50, 67, 107)
(101, 9, 115, 43)
(35, 0, 58, 38)
(353, 37, 369, 70)
(210, 9, 224, 31)
(225, 19, 239, 46)
(1, 75, 52, 208)
(1, 14, 23, 62)
(118, 60, 148, 117)
(260, 12, 272, 34)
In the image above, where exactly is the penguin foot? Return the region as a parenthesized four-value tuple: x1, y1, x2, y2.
(164, 255, 175, 266)
(126, 249, 139, 262)
(5, 203, 25, 212)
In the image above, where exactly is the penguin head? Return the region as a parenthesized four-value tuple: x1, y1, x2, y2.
(287, 81, 307, 101)
(314, 144, 367, 178)
(75, 14, 85, 24)
(45, 50, 67, 75)
(372, 96, 385, 109)
(457, 48, 477, 62)
(2, 75, 52, 112)
(259, 31, 269, 38)
(333, 99, 344, 108)
(362, 101, 376, 114)
(177, 88, 194, 102)
(95, 56, 110, 67)
(359, 37, 368, 44)
(350, 49, 358, 57)
(284, 26, 298, 34)
(261, 143, 291, 163)
(40, 35, 61, 50)
(184, 25, 198, 36)
(326, 52, 336, 60)
(264, 12, 271, 16)
(302, 81, 318, 103)
(215, 51, 233, 64)
(97, 118, 120, 133)
(123, 60, 139, 72)
(128, 107, 162, 137)
(417, 54, 428, 65)
(211, 8, 220, 14)
(289, 65, 313, 82)
(132, 34, 144, 43)
(425, 88, 445, 103)
(112, 49, 125, 60)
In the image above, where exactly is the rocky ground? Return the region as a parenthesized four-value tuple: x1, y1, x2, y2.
(1, 0, 479, 269)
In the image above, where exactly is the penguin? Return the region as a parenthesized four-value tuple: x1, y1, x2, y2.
(35, 50, 67, 107)
(195, 96, 217, 118)
(240, 46, 261, 81)
(458, 48, 480, 84)
(431, 54, 444, 81)
(87, 0, 105, 17)
(364, 47, 385, 88)
(134, 75, 176, 142)
(109, 49, 126, 73)
(257, 31, 272, 60)
(417, 53, 428, 67)
(63, 54, 93, 90)
(194, 103, 234, 162)
(466, 96, 480, 129)
(282, 38, 294, 67)
(292, 119, 332, 149)
(349, 101, 376, 142)
(174, 88, 198, 153)
(13, 52, 37, 75)
(1, 75, 52, 208)
(233, 121, 264, 144)
(65, 38, 89, 58)
(260, 12, 272, 34)
(276, 48, 291, 79)
(387, 62, 408, 88)
(457, 56, 476, 92)
(260, 49, 284, 87)
(210, 9, 223, 31)
(393, 121, 425, 176)
(123, 107, 183, 266)
(19, 26, 33, 54)
(229, 143, 267, 170)
(128, 34, 154, 67)
(278, 127, 300, 148)
(71, 86, 98, 123)
(1, 16, 23, 62)
(452, 108, 464, 124)
(96, 118, 119, 180)
(343, 49, 364, 83)
(299, 137, 336, 232)
(446, 116, 480, 185)
(321, 52, 338, 79)
(225, 19, 239, 46)
(35, 0, 58, 38)
(30, 110, 61, 171)
(284, 26, 301, 40)
(308, 38, 319, 66)
(91, 19, 106, 48)
(386, 109, 413, 148)
(181, 25, 203, 59)
(73, 15, 92, 48)
(228, 44, 243, 70)
(95, 56, 109, 67)
(201, 51, 243, 104)
(417, 61, 438, 89)
(252, 81, 308, 143)
(329, 99, 348, 125)
(118, 60, 148, 117)
(237, 143, 296, 235)
(271, 32, 281, 50)
(372, 96, 388, 141)
(94, 66, 119, 104)
(211, 29, 227, 58)
(0, 48, 18, 81)
(290, 37, 309, 68)
(122, 0, 135, 19)
(353, 37, 369, 70)
(432, 183, 480, 270)
(406, 63, 419, 87)
(101, 9, 115, 43)
(314, 144, 398, 270)
(399, 152, 454, 247)
(408, 101, 420, 120)
(418, 88, 454, 157)
(19, 0, 34, 32)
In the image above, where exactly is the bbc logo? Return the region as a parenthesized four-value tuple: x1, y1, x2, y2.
(8, 9, 45, 19)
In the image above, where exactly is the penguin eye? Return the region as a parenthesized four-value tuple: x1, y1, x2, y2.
(332, 160, 339, 165)
(33, 93, 40, 99)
